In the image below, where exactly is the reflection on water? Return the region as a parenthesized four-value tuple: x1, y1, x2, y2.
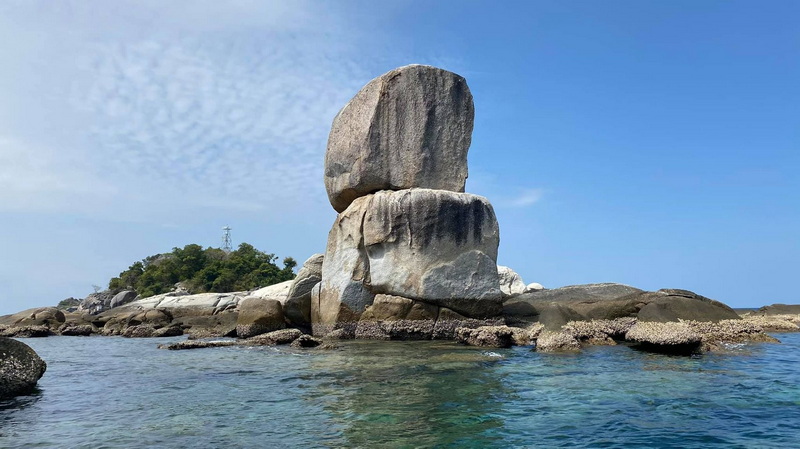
(1, 334, 799, 448)
(304, 341, 510, 448)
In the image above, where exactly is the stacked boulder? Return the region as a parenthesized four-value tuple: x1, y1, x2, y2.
(313, 64, 504, 338)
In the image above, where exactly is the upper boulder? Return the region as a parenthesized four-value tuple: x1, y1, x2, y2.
(324, 65, 474, 212)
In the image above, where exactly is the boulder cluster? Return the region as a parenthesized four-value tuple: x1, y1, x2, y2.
(313, 64, 505, 338)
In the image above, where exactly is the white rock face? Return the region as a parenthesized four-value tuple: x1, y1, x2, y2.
(497, 266, 526, 297)
(250, 280, 294, 303)
(324, 65, 474, 213)
(524, 282, 545, 293)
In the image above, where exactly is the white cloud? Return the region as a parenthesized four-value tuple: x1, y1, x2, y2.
(0, 1, 375, 220)
(507, 188, 545, 207)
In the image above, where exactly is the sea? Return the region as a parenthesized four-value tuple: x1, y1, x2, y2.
(2, 333, 799, 448)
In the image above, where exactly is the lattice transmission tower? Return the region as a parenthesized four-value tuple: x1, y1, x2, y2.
(222, 226, 232, 252)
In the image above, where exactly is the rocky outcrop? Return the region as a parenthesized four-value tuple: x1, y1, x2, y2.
(630, 289, 740, 322)
(455, 325, 517, 348)
(497, 266, 526, 297)
(0, 337, 47, 398)
(284, 254, 323, 328)
(236, 297, 285, 339)
(316, 189, 502, 336)
(0, 307, 66, 329)
(753, 304, 800, 316)
(536, 331, 581, 352)
(250, 280, 294, 302)
(78, 290, 116, 314)
(504, 284, 740, 330)
(625, 321, 703, 355)
(524, 283, 544, 293)
(324, 64, 474, 213)
(314, 65, 504, 337)
(109, 290, 137, 309)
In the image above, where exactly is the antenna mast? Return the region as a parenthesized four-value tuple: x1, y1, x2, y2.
(222, 226, 232, 252)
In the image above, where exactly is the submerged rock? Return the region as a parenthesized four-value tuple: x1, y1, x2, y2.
(0, 337, 47, 398)
(324, 64, 474, 213)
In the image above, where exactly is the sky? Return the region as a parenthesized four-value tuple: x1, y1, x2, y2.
(1, 0, 798, 315)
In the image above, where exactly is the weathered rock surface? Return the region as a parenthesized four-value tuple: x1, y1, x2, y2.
(535, 331, 581, 352)
(109, 290, 137, 309)
(630, 289, 740, 323)
(497, 266, 526, 297)
(754, 304, 800, 316)
(355, 294, 439, 340)
(242, 328, 303, 346)
(314, 196, 376, 337)
(236, 297, 285, 339)
(290, 334, 323, 348)
(0, 325, 53, 338)
(250, 280, 294, 302)
(504, 284, 739, 331)
(158, 340, 237, 350)
(316, 189, 503, 336)
(431, 307, 504, 340)
(524, 283, 545, 293)
(0, 337, 47, 398)
(0, 307, 66, 330)
(324, 64, 474, 213)
(77, 290, 116, 314)
(625, 321, 702, 355)
(455, 325, 516, 348)
(58, 322, 96, 336)
(284, 254, 323, 327)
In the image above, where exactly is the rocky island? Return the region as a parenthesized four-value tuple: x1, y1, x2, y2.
(2, 65, 799, 397)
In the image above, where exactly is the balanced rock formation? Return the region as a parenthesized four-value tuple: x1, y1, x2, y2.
(315, 65, 503, 337)
(0, 337, 47, 398)
(324, 64, 474, 213)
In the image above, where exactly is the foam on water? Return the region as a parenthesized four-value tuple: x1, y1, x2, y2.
(2, 334, 799, 448)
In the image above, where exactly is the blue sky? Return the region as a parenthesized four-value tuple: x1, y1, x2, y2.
(1, 0, 797, 315)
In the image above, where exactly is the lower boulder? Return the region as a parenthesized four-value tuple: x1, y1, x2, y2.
(236, 297, 286, 339)
(0, 337, 47, 398)
(355, 294, 439, 340)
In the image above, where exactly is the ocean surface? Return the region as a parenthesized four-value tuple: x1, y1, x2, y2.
(2, 333, 799, 448)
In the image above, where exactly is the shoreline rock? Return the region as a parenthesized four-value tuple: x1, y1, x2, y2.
(0, 337, 47, 398)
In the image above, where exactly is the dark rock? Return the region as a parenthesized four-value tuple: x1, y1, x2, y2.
(58, 322, 96, 336)
(109, 290, 137, 309)
(1, 337, 47, 398)
(0, 325, 54, 338)
(290, 334, 323, 348)
(630, 289, 740, 322)
(242, 328, 303, 346)
(754, 304, 800, 316)
(158, 340, 237, 350)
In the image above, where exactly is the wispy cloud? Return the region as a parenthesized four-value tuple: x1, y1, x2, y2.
(507, 188, 545, 208)
(0, 1, 375, 220)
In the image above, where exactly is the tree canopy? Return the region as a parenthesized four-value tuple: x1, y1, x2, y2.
(108, 243, 297, 298)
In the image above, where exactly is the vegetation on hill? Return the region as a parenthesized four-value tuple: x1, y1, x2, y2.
(108, 243, 297, 298)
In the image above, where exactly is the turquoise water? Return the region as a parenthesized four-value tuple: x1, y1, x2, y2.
(2, 334, 799, 448)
